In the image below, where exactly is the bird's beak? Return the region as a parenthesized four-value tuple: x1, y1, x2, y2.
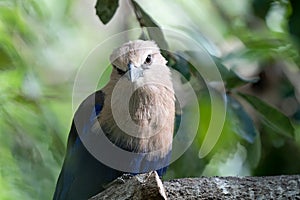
(127, 62, 143, 82)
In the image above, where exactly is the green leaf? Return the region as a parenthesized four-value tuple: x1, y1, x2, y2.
(212, 56, 259, 89)
(131, 0, 168, 49)
(288, 0, 300, 49)
(164, 51, 191, 81)
(252, 0, 273, 19)
(0, 47, 14, 70)
(246, 130, 261, 168)
(95, 0, 119, 24)
(239, 93, 295, 138)
(227, 95, 258, 143)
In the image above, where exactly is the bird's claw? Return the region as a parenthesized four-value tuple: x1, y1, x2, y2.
(120, 173, 134, 180)
(104, 174, 134, 189)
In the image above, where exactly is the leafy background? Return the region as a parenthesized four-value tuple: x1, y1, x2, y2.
(0, 0, 300, 199)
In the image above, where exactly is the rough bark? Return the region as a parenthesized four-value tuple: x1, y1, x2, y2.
(90, 171, 167, 200)
(90, 172, 300, 200)
(164, 175, 300, 199)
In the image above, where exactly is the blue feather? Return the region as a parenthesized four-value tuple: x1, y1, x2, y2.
(53, 91, 171, 200)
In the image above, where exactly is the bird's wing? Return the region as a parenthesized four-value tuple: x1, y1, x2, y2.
(53, 89, 173, 199)
(67, 90, 104, 153)
(53, 90, 122, 200)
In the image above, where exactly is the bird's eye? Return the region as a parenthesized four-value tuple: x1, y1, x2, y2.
(144, 54, 152, 65)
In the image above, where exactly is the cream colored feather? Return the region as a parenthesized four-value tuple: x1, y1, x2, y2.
(95, 40, 175, 159)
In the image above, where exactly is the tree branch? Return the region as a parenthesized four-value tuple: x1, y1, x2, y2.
(90, 172, 300, 199)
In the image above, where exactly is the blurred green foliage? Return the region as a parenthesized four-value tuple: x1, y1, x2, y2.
(1, 0, 300, 199)
(0, 0, 95, 199)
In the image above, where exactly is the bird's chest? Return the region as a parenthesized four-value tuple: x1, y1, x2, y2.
(99, 84, 174, 153)
(129, 90, 163, 127)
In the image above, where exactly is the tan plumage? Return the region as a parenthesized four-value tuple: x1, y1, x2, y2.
(95, 40, 175, 158)
(53, 40, 175, 200)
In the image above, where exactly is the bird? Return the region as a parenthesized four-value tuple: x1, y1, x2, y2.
(53, 40, 175, 200)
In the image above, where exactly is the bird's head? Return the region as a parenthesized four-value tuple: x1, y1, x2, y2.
(109, 40, 169, 85)
(99, 40, 175, 156)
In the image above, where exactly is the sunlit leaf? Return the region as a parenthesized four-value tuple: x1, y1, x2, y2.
(202, 143, 249, 176)
(131, 0, 168, 49)
(239, 93, 295, 138)
(22, 0, 48, 20)
(0, 6, 35, 43)
(95, 0, 119, 24)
